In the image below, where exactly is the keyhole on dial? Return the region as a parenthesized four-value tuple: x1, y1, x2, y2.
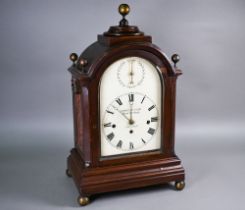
(112, 124, 116, 128)
(147, 120, 150, 124)
(129, 130, 133, 134)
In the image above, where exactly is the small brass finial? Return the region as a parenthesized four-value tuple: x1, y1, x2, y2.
(118, 4, 130, 26)
(171, 54, 180, 68)
(119, 4, 130, 16)
(79, 58, 87, 67)
(69, 53, 78, 64)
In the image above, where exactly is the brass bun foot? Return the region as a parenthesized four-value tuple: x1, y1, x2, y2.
(78, 196, 90, 206)
(175, 181, 185, 191)
(66, 169, 72, 177)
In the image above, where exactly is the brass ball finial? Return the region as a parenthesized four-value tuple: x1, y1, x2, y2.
(171, 54, 180, 67)
(118, 4, 130, 17)
(69, 53, 78, 64)
(118, 4, 130, 26)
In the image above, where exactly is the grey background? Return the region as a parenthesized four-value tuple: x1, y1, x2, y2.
(0, 0, 244, 209)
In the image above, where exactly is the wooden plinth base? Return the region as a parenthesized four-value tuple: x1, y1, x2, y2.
(67, 148, 185, 205)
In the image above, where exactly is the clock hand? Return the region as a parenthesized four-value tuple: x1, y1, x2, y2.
(128, 93, 135, 125)
(129, 102, 134, 125)
(129, 60, 134, 85)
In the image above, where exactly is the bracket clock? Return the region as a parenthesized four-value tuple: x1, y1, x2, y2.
(66, 4, 185, 206)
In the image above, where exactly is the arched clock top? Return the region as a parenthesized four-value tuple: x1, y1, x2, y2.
(68, 43, 182, 81)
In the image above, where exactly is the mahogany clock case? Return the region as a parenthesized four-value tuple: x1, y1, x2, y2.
(67, 31, 185, 198)
(65, 3, 185, 204)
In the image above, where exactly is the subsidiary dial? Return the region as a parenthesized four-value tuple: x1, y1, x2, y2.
(102, 92, 159, 151)
(117, 58, 145, 88)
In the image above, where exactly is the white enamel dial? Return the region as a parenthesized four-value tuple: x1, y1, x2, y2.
(100, 56, 163, 157)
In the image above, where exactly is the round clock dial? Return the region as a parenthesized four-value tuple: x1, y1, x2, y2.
(117, 59, 145, 88)
(103, 93, 159, 151)
(100, 56, 163, 157)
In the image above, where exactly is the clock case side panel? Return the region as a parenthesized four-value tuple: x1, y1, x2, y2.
(68, 42, 110, 165)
